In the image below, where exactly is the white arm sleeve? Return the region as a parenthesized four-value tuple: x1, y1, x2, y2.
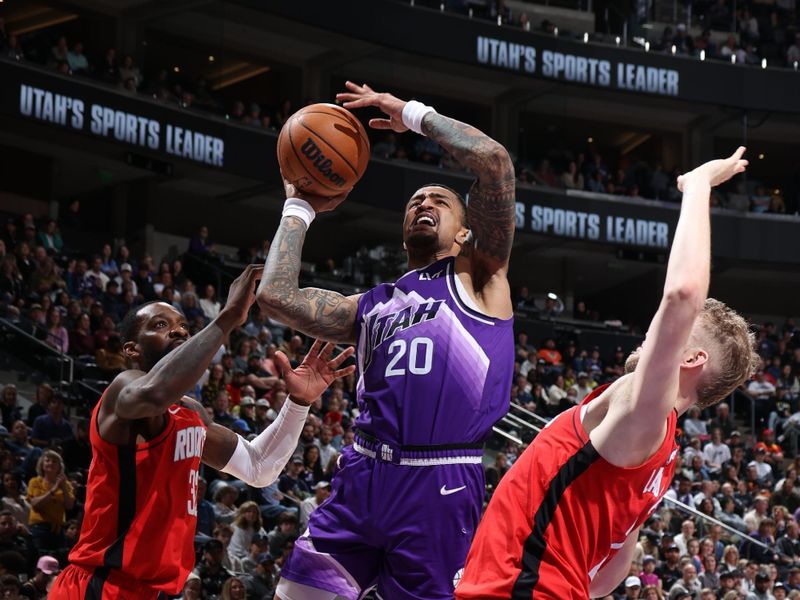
(220, 398, 309, 487)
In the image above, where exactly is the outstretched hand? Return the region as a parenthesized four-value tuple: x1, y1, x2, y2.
(274, 340, 356, 405)
(677, 146, 748, 192)
(336, 81, 409, 133)
(219, 263, 264, 327)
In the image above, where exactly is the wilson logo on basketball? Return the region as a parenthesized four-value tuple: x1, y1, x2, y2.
(300, 138, 346, 188)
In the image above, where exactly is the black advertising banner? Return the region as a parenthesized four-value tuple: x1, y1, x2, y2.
(346, 160, 800, 265)
(0, 59, 276, 179)
(259, 0, 800, 113)
(2, 60, 798, 265)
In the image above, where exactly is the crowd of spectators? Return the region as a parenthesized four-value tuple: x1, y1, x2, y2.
(482, 319, 800, 599)
(650, 0, 800, 68)
(0, 21, 291, 134)
(371, 129, 797, 216)
(0, 210, 362, 598)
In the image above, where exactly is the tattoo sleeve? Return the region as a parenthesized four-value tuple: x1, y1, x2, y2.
(257, 216, 359, 344)
(421, 113, 516, 270)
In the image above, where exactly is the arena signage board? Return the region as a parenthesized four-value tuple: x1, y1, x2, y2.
(476, 35, 680, 97)
(260, 0, 800, 113)
(348, 160, 800, 265)
(0, 60, 275, 179)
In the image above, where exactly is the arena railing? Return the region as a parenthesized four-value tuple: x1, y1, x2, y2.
(662, 496, 771, 550)
(0, 316, 74, 391)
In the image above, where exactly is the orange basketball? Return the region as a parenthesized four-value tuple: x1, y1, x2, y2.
(277, 103, 370, 198)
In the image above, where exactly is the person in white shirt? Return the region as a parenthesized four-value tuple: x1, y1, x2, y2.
(84, 256, 110, 292)
(570, 372, 594, 403)
(299, 481, 331, 531)
(683, 406, 708, 438)
(748, 371, 776, 400)
(703, 428, 731, 475)
(200, 284, 222, 320)
(316, 426, 337, 471)
(674, 519, 696, 556)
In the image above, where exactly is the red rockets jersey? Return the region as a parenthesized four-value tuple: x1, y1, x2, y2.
(68, 393, 207, 594)
(457, 385, 679, 599)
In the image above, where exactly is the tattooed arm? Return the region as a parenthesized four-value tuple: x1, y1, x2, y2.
(420, 114, 516, 277)
(257, 191, 360, 344)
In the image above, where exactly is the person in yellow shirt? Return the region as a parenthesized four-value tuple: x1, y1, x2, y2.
(27, 450, 75, 552)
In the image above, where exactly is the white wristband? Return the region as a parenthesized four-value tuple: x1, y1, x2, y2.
(283, 198, 315, 229)
(401, 100, 436, 136)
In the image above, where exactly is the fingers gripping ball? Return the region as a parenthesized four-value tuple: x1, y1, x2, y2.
(278, 103, 370, 198)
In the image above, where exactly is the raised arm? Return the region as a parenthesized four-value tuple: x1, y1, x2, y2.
(256, 199, 360, 344)
(421, 113, 516, 275)
(107, 265, 261, 424)
(337, 82, 516, 280)
(597, 148, 747, 464)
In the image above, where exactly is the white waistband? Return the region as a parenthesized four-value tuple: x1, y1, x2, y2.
(352, 442, 484, 466)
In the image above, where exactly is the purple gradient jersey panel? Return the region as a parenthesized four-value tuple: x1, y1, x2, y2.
(353, 257, 514, 446)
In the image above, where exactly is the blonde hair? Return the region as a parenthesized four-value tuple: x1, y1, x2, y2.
(233, 500, 262, 530)
(694, 298, 758, 409)
(35, 450, 65, 478)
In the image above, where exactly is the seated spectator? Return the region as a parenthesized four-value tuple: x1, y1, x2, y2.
(95, 335, 126, 375)
(37, 219, 63, 255)
(299, 481, 331, 532)
(301, 444, 325, 487)
(213, 484, 238, 524)
(751, 185, 772, 213)
(266, 512, 299, 556)
(192, 538, 234, 599)
(669, 562, 702, 598)
(1, 472, 31, 527)
(0, 511, 35, 573)
(21, 555, 60, 598)
(684, 406, 709, 438)
(229, 501, 267, 561)
(0, 386, 21, 432)
(278, 456, 311, 504)
(703, 428, 731, 476)
(199, 284, 221, 320)
(221, 576, 247, 600)
(98, 243, 118, 278)
(98, 48, 118, 84)
(188, 225, 216, 257)
(44, 308, 68, 354)
(68, 313, 95, 357)
(118, 55, 141, 89)
(50, 36, 68, 66)
(26, 450, 75, 552)
(30, 395, 73, 448)
(84, 256, 110, 296)
(240, 551, 276, 598)
(537, 338, 563, 368)
(180, 292, 204, 322)
(66, 41, 89, 74)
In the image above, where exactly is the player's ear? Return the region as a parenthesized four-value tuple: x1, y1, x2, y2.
(681, 348, 709, 370)
(123, 340, 141, 362)
(455, 227, 471, 247)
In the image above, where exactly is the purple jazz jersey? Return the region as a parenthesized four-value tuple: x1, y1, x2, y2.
(354, 256, 514, 445)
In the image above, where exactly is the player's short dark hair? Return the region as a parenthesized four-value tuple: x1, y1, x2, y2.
(0, 510, 14, 520)
(119, 301, 160, 343)
(418, 183, 468, 226)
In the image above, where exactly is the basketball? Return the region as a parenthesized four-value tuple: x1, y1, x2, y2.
(277, 103, 370, 197)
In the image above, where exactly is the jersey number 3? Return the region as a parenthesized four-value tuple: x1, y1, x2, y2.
(385, 337, 433, 377)
(187, 468, 199, 516)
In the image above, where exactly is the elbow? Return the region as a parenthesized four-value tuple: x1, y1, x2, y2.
(256, 286, 288, 317)
(663, 285, 705, 314)
(483, 143, 514, 176)
(115, 385, 164, 419)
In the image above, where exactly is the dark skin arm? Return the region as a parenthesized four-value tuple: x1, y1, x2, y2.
(98, 265, 262, 445)
(256, 193, 360, 344)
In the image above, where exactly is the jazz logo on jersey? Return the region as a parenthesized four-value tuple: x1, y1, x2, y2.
(363, 300, 443, 368)
(174, 426, 206, 462)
